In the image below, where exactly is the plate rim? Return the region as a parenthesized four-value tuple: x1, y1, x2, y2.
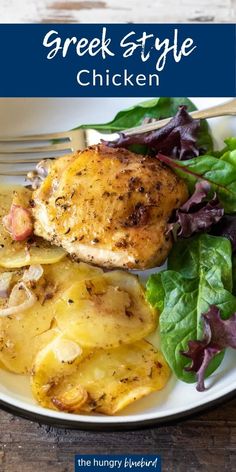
(0, 97, 235, 430)
(0, 388, 235, 431)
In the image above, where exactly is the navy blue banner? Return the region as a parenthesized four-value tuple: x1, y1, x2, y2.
(0, 24, 235, 97)
(74, 455, 161, 472)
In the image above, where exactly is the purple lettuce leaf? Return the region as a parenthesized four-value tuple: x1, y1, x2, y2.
(181, 305, 236, 391)
(211, 215, 236, 252)
(178, 180, 211, 212)
(169, 181, 224, 238)
(103, 105, 201, 160)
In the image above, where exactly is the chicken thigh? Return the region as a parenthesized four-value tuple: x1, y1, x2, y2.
(32, 145, 188, 269)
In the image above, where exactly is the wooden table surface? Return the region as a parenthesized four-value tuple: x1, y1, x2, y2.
(0, 0, 235, 23)
(0, 1, 236, 471)
(0, 397, 235, 472)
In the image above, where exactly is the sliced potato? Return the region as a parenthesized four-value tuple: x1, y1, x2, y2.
(78, 341, 170, 415)
(0, 184, 66, 267)
(54, 270, 157, 349)
(32, 339, 170, 415)
(0, 297, 56, 374)
(0, 244, 66, 268)
(0, 260, 102, 373)
(31, 333, 87, 409)
(45, 259, 103, 288)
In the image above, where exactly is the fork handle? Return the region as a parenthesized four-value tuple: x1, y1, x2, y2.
(123, 98, 236, 136)
(190, 98, 236, 119)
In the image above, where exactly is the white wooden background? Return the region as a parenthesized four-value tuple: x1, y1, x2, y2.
(0, 0, 235, 23)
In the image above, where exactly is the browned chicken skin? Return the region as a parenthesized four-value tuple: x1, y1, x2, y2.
(32, 145, 188, 269)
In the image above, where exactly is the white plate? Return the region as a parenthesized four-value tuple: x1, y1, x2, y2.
(0, 97, 235, 429)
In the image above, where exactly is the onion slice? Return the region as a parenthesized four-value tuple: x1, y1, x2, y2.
(0, 272, 14, 298)
(0, 282, 36, 317)
(22, 264, 44, 283)
(53, 338, 83, 364)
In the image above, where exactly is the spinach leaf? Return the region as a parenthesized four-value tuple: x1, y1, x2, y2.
(146, 234, 236, 384)
(221, 148, 236, 167)
(213, 137, 236, 158)
(158, 152, 236, 213)
(155, 266, 236, 383)
(146, 273, 165, 313)
(76, 97, 213, 154)
(168, 234, 233, 292)
(158, 138, 236, 212)
(78, 97, 196, 132)
(224, 137, 236, 151)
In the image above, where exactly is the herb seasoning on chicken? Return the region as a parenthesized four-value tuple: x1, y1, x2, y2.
(32, 144, 188, 269)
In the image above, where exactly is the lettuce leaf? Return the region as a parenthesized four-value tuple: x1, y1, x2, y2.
(169, 181, 224, 238)
(158, 152, 236, 213)
(103, 105, 201, 160)
(76, 97, 213, 155)
(157, 137, 236, 212)
(213, 137, 236, 158)
(181, 305, 236, 391)
(146, 234, 236, 385)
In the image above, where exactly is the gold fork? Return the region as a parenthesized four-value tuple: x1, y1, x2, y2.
(0, 98, 236, 176)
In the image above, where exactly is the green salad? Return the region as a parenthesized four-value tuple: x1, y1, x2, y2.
(81, 97, 236, 392)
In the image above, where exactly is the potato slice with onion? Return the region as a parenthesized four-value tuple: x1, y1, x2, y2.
(0, 184, 66, 268)
(54, 271, 157, 349)
(31, 339, 170, 415)
(31, 333, 87, 410)
(0, 260, 102, 373)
